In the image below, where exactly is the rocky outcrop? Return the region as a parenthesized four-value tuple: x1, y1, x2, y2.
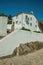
(0, 41, 43, 59)
(0, 46, 43, 65)
(13, 41, 43, 56)
(0, 41, 43, 65)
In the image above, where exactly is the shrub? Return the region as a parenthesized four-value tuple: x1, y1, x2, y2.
(33, 31, 40, 33)
(7, 20, 12, 24)
(21, 27, 31, 31)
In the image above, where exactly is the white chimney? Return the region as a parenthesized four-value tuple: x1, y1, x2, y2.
(30, 11, 33, 14)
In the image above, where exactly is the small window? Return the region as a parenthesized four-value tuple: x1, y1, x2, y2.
(16, 21, 18, 24)
(30, 23, 32, 26)
(26, 21, 29, 24)
(30, 17, 32, 20)
(26, 15, 28, 19)
(35, 25, 37, 27)
(25, 15, 29, 25)
(28, 18, 29, 20)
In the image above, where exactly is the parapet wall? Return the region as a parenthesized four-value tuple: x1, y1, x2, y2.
(0, 30, 43, 57)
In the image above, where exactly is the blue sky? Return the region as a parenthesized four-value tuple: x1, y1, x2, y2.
(0, 0, 43, 21)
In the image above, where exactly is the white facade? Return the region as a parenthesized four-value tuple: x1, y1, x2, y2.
(0, 16, 8, 36)
(12, 12, 40, 31)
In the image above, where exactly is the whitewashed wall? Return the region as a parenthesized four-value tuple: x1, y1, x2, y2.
(12, 14, 23, 30)
(23, 13, 38, 31)
(7, 24, 12, 29)
(0, 16, 8, 36)
(12, 13, 40, 31)
(0, 30, 43, 57)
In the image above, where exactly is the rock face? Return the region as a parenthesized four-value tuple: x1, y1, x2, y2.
(13, 41, 43, 55)
(38, 21, 43, 32)
(0, 41, 43, 65)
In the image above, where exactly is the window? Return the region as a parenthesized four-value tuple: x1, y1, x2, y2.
(26, 15, 28, 19)
(26, 21, 29, 24)
(28, 18, 29, 20)
(35, 25, 37, 27)
(25, 15, 29, 25)
(16, 21, 18, 24)
(30, 17, 32, 21)
(30, 23, 32, 26)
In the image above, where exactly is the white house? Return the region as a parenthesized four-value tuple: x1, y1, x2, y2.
(0, 15, 8, 37)
(12, 12, 40, 31)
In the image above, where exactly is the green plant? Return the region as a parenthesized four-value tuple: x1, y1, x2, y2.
(33, 31, 40, 33)
(21, 27, 31, 31)
(7, 20, 12, 24)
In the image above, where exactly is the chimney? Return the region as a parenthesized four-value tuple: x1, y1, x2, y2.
(30, 11, 33, 14)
